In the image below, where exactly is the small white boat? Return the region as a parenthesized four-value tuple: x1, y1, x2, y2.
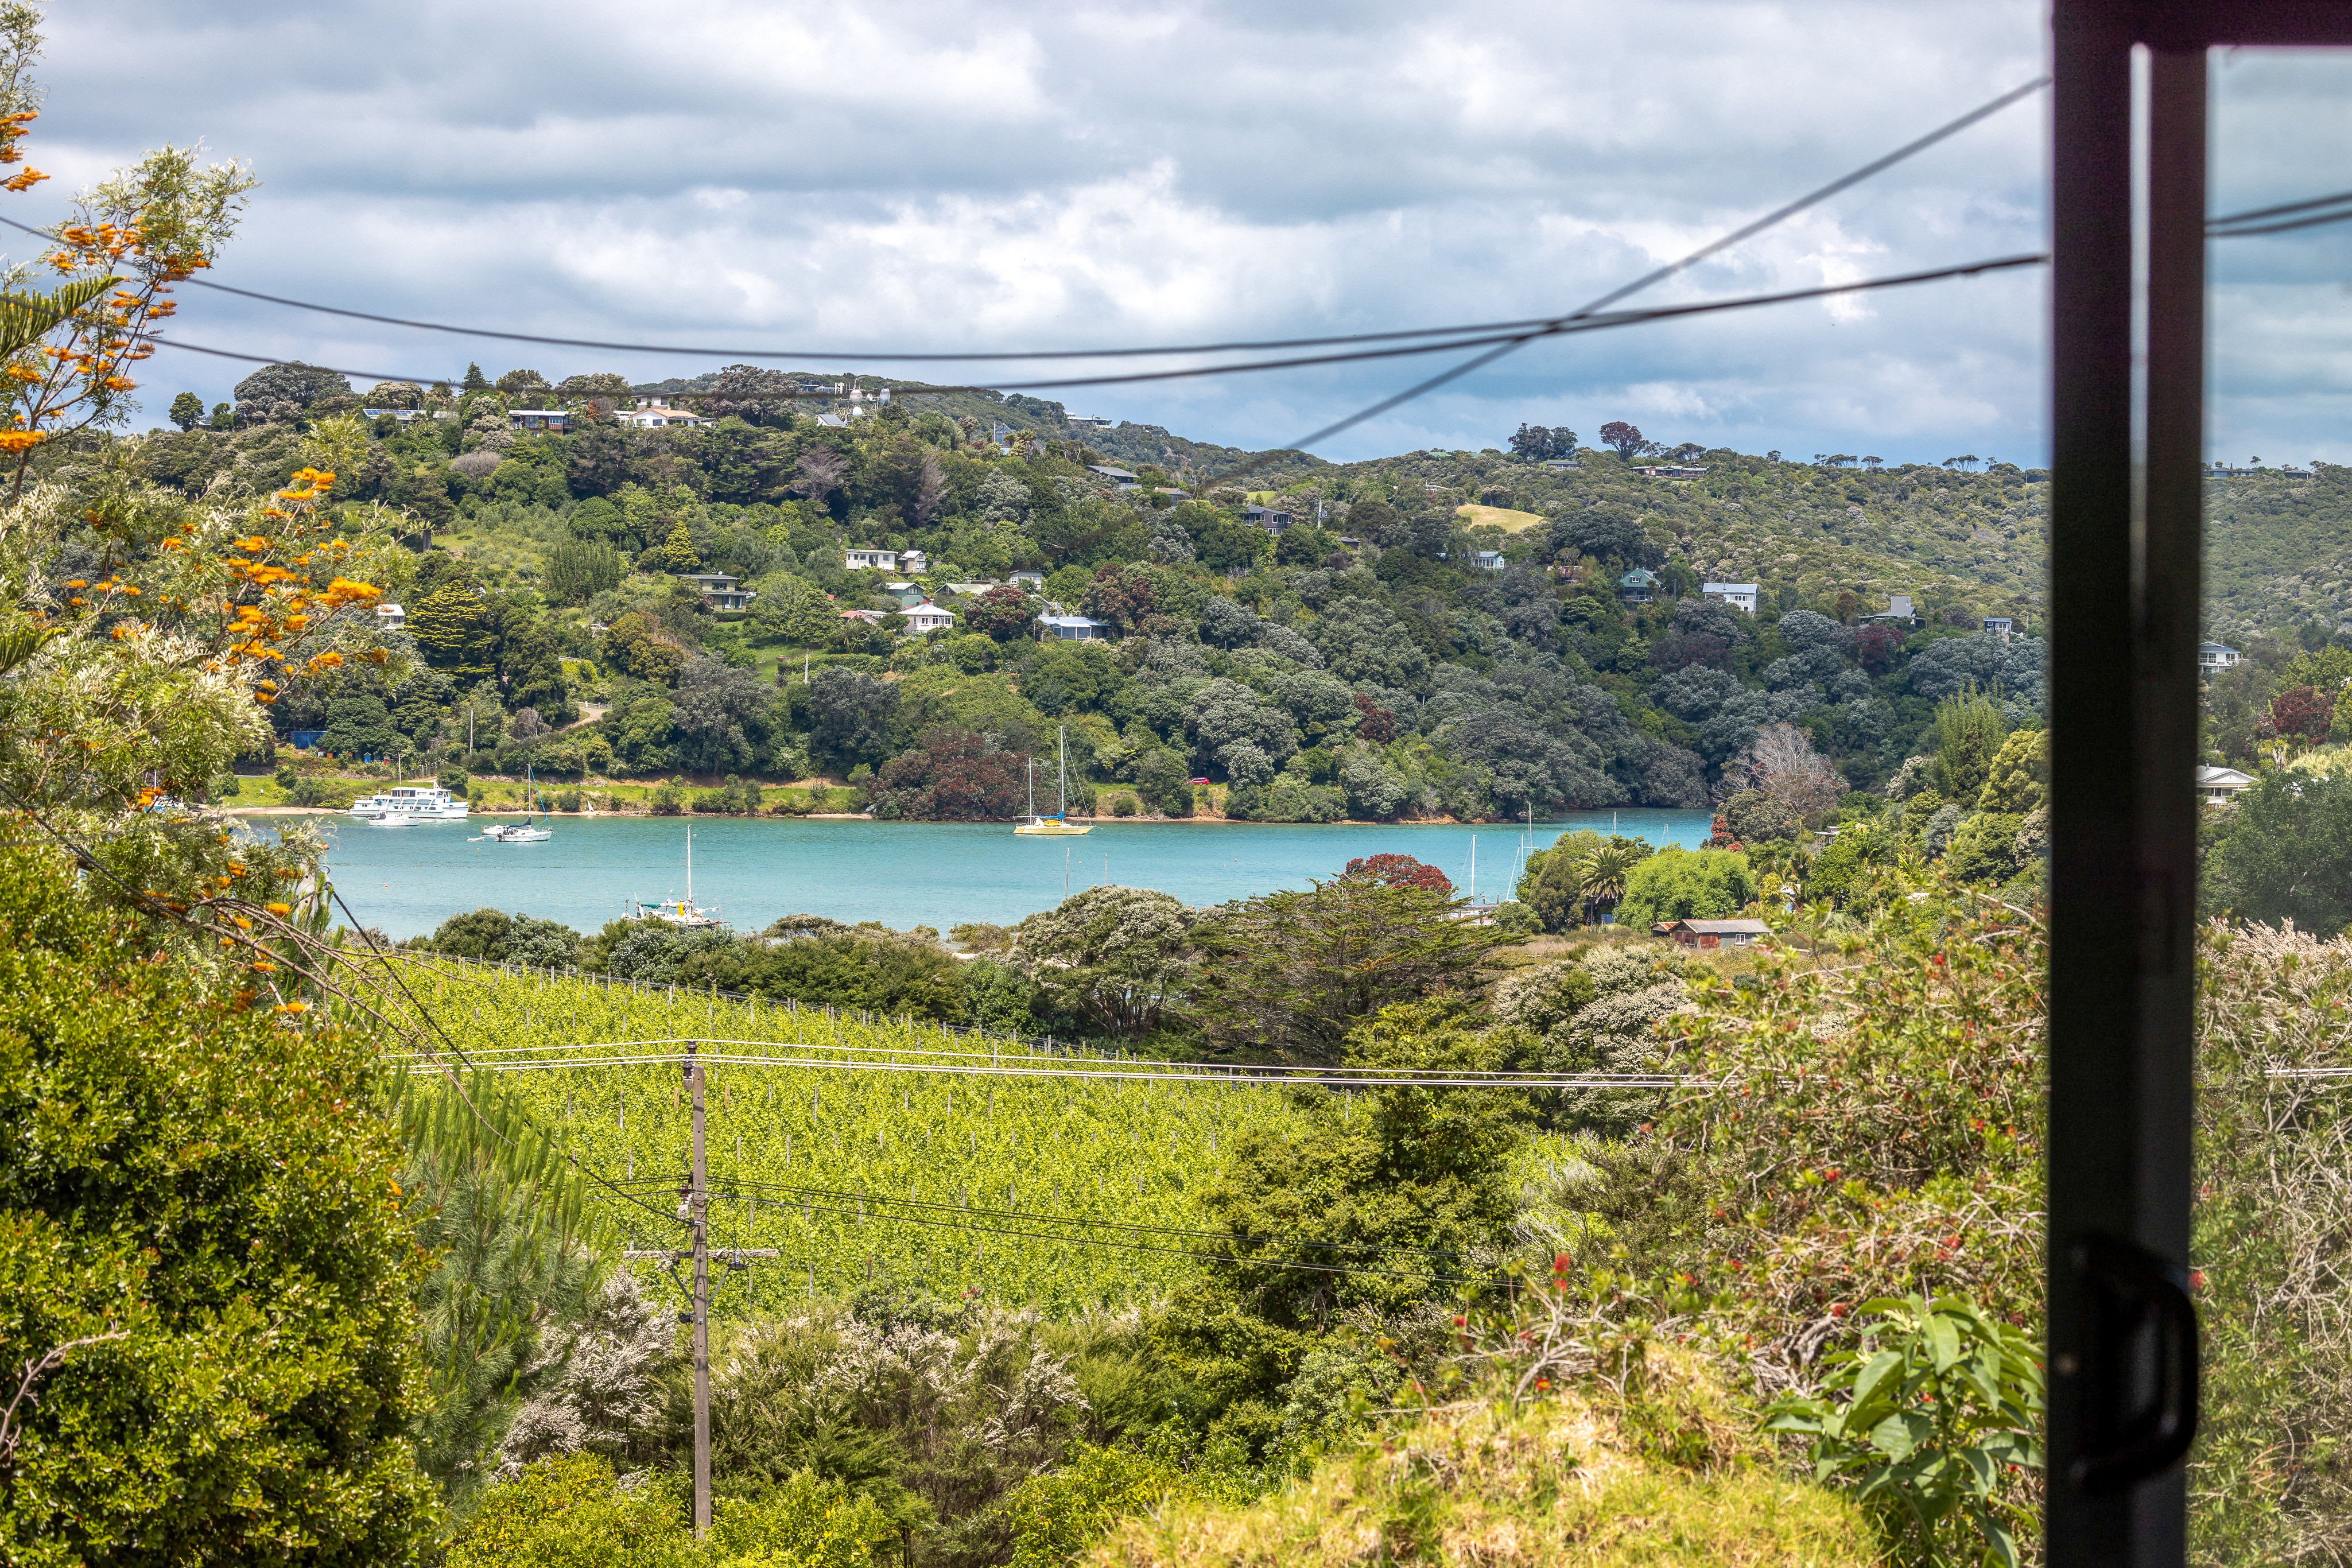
(367, 814, 412, 829)
(478, 768, 554, 842)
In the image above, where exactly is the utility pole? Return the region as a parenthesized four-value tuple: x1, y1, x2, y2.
(623, 1044, 773, 1542)
(688, 1042, 709, 1538)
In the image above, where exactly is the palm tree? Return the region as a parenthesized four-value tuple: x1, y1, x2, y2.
(1579, 844, 1641, 926)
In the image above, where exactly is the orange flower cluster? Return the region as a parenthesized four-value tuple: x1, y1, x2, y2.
(193, 469, 385, 703)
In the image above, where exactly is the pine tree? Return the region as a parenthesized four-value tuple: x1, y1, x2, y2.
(462, 361, 490, 391)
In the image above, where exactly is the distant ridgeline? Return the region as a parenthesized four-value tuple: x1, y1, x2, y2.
(111, 367, 2094, 818)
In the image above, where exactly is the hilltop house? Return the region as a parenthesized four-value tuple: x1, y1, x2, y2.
(1863, 594, 1922, 628)
(1067, 414, 1116, 428)
(2199, 642, 2242, 671)
(1702, 581, 1759, 615)
(681, 573, 755, 611)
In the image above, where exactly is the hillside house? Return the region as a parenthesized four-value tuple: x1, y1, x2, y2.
(1657, 917, 1772, 949)
(901, 601, 954, 635)
(846, 548, 899, 572)
(1618, 568, 1659, 605)
(1245, 503, 1294, 533)
(507, 409, 573, 433)
(2199, 642, 2242, 671)
(1635, 464, 1709, 479)
(1011, 570, 1045, 589)
(1864, 594, 1920, 628)
(942, 581, 1000, 599)
(618, 406, 705, 430)
(377, 603, 406, 630)
(1041, 615, 1111, 641)
(1702, 581, 1759, 614)
(2196, 764, 2257, 805)
(1087, 465, 1140, 491)
(681, 573, 756, 611)
(900, 549, 927, 574)
(1542, 457, 1581, 471)
(1068, 414, 1116, 428)
(1984, 615, 2015, 641)
(1472, 550, 1507, 572)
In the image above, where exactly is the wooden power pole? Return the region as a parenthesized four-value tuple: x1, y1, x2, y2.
(688, 1042, 709, 1538)
(625, 1043, 775, 1542)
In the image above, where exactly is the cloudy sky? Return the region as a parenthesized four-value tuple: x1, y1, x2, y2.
(16, 3, 2351, 466)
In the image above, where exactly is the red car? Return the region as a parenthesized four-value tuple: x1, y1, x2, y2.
(1188, 777, 1212, 786)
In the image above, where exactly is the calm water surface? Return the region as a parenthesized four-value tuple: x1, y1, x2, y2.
(310, 810, 1716, 940)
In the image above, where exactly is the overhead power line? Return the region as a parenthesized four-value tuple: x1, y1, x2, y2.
(2207, 186, 2352, 238)
(128, 253, 2045, 402)
(1198, 73, 2050, 483)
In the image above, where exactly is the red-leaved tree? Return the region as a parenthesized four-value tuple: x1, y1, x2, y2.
(2272, 684, 2333, 741)
(863, 728, 1028, 820)
(965, 583, 1038, 642)
(1344, 853, 1454, 895)
(1856, 622, 1904, 674)
(1598, 421, 1652, 460)
(1353, 692, 1397, 743)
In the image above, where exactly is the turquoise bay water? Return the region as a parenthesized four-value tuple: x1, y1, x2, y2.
(314, 810, 1716, 940)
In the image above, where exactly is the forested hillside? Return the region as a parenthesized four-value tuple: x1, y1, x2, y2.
(45, 364, 2096, 821)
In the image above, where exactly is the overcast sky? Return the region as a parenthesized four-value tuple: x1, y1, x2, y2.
(16, 4, 2351, 466)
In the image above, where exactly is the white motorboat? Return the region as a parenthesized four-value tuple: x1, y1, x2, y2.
(366, 814, 411, 828)
(348, 784, 469, 822)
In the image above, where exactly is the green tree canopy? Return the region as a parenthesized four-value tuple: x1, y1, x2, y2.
(1193, 873, 1501, 1062)
(1201, 1006, 1524, 1326)
(1933, 683, 2010, 800)
(1975, 727, 2048, 814)
(0, 840, 434, 1561)
(1011, 885, 1200, 1038)
(2201, 773, 2352, 936)
(1615, 845, 1756, 929)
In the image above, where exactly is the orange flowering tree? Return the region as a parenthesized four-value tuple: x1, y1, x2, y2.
(0, 411, 411, 1009)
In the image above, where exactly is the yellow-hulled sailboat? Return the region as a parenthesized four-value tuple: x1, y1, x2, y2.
(1015, 725, 1092, 836)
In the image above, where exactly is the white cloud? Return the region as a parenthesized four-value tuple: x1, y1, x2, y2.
(28, 0, 2334, 466)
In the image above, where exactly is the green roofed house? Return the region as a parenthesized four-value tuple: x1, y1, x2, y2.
(1618, 567, 1659, 605)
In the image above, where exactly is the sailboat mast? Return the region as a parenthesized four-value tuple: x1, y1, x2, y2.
(686, 825, 693, 906)
(1058, 726, 1068, 817)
